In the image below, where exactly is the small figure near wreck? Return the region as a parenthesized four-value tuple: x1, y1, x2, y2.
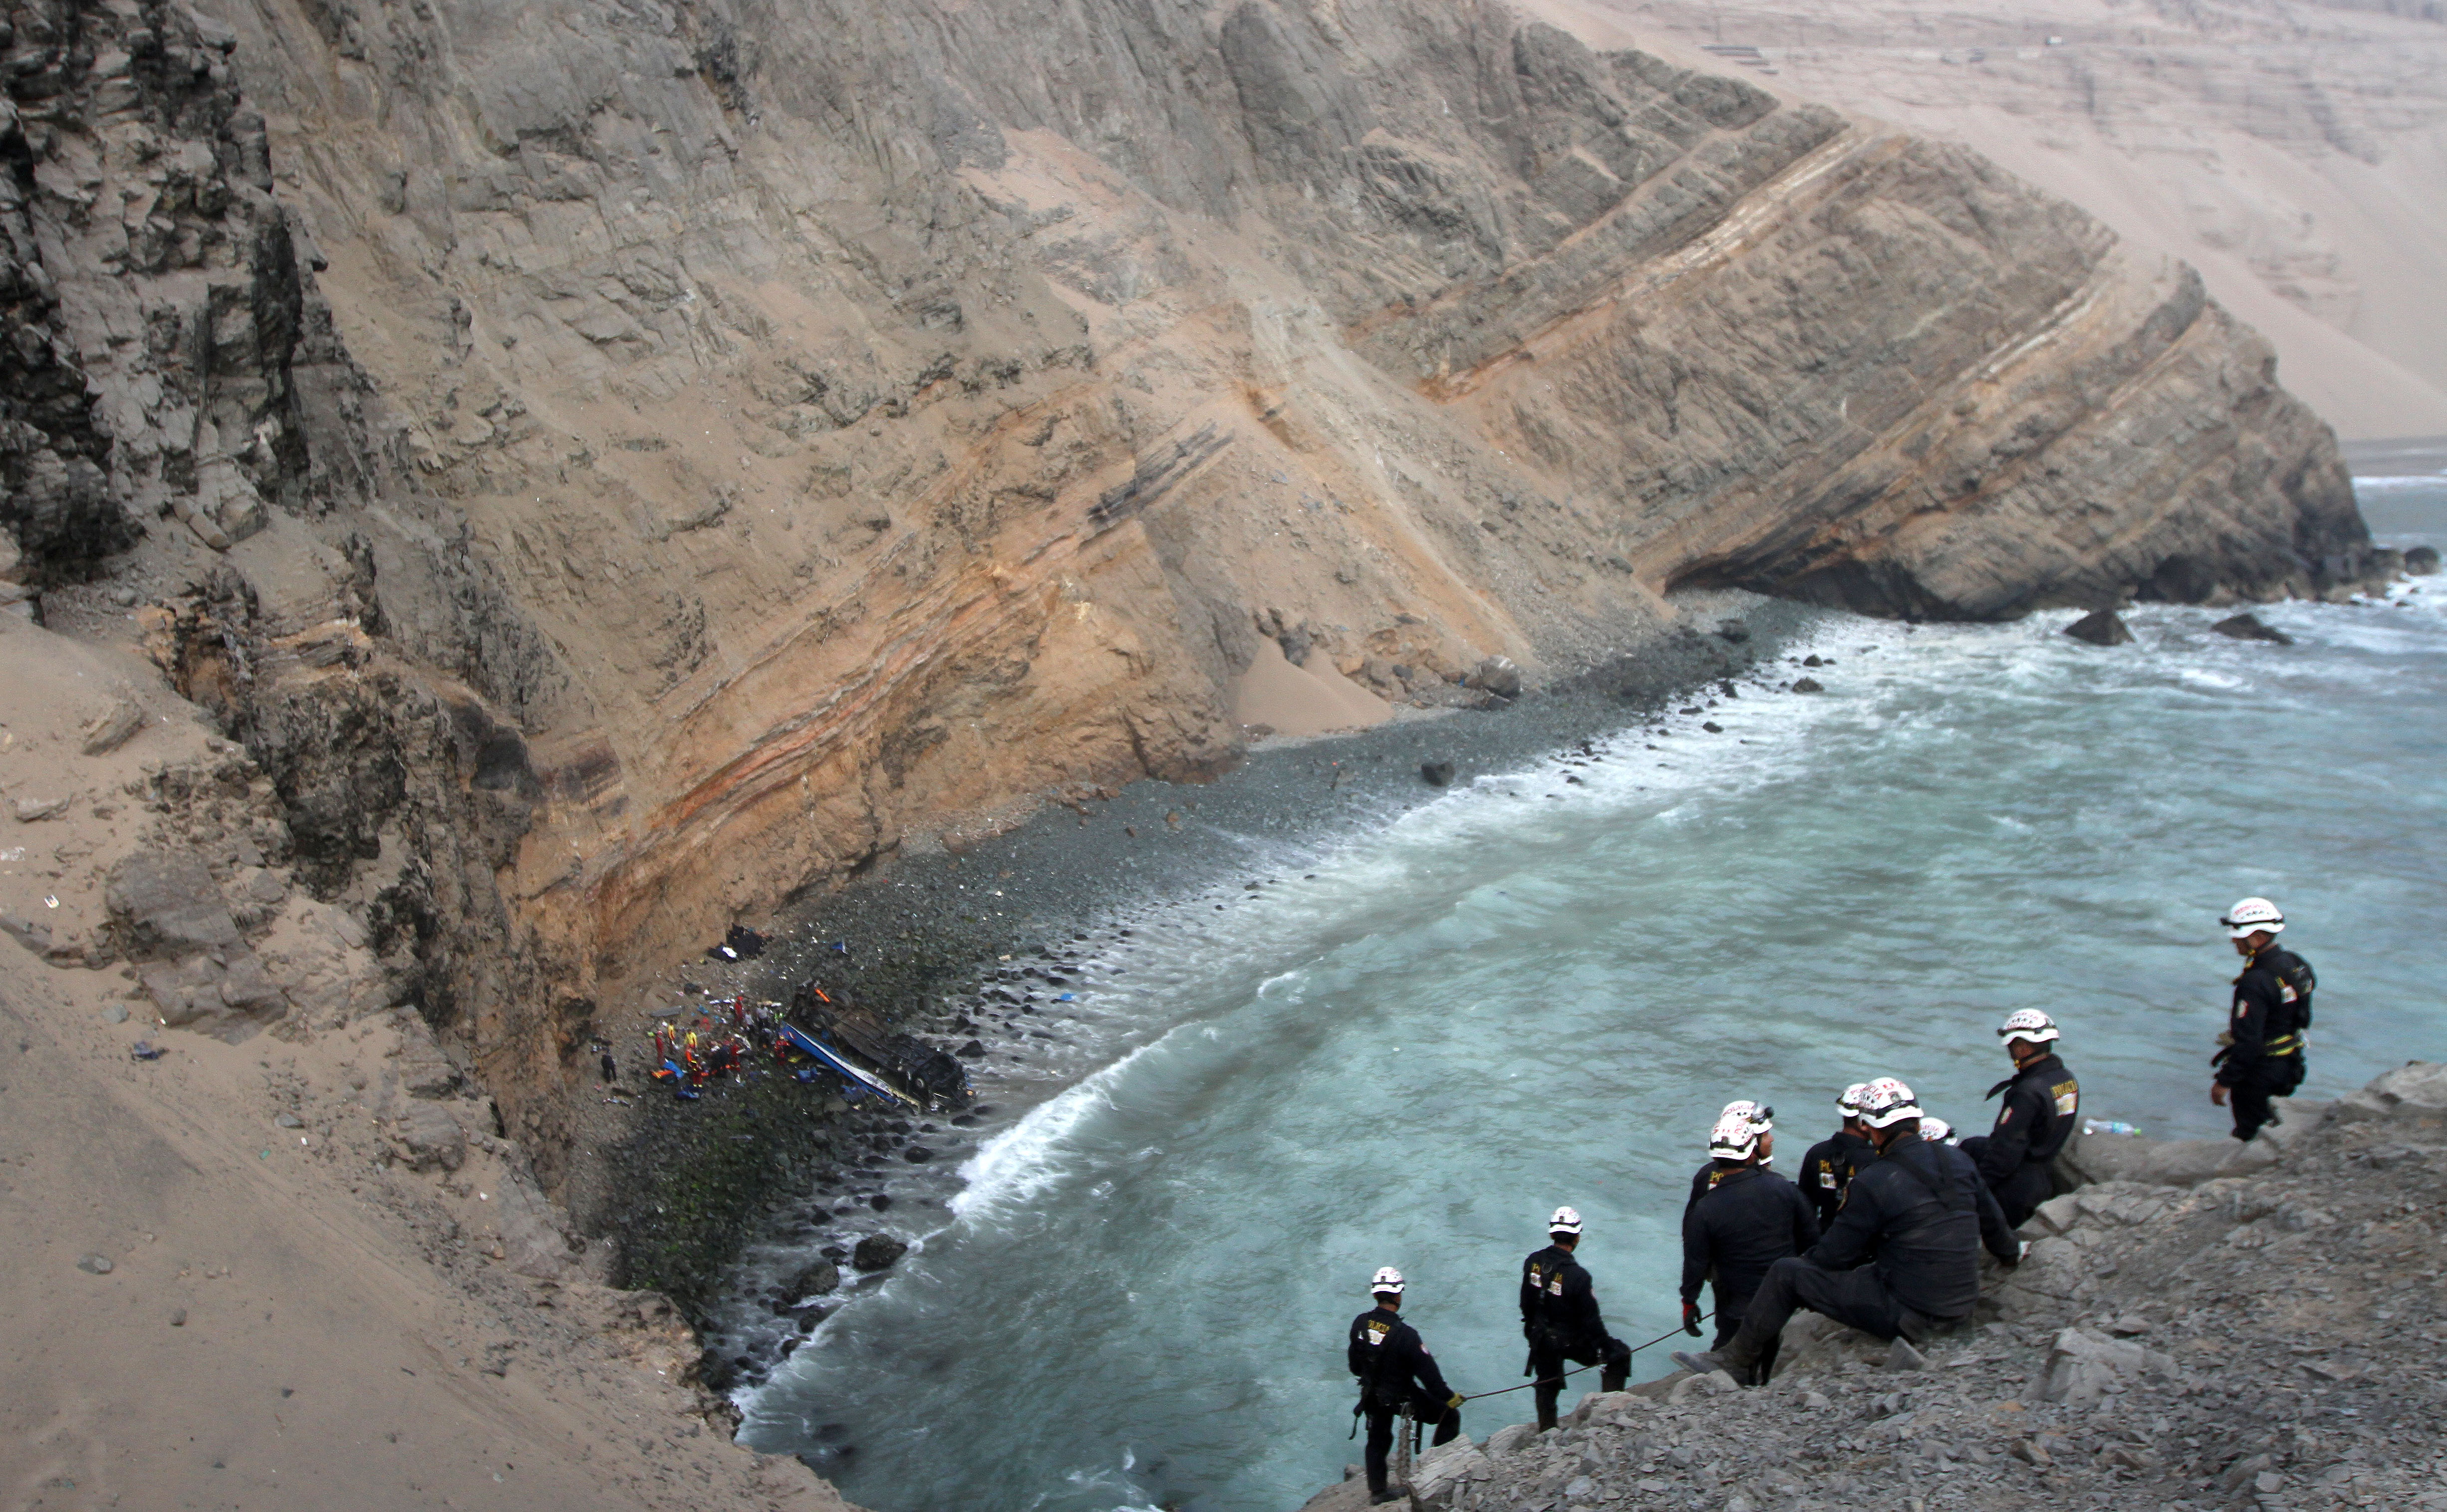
(1521, 1207, 1631, 1430)
(1672, 1078, 2021, 1384)
(1679, 1109, 1818, 1387)
(1961, 1009, 2080, 1227)
(2214, 897, 2316, 1141)
(1349, 1267, 1463, 1504)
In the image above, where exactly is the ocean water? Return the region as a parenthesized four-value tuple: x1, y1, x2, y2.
(736, 484, 2447, 1512)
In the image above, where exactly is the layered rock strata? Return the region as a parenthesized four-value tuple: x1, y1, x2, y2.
(0, 0, 2384, 1177)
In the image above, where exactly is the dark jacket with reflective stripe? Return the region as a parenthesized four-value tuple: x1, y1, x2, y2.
(1974, 1053, 2079, 1188)
(1798, 1129, 1876, 1229)
(1680, 1165, 1820, 1314)
(2219, 946, 2315, 1084)
(1806, 1134, 2019, 1320)
(1348, 1306, 1451, 1406)
(1519, 1244, 1607, 1348)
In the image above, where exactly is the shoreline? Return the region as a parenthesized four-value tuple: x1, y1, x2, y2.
(573, 591, 1833, 1396)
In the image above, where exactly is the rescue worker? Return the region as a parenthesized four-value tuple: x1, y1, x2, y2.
(1520, 1207, 1632, 1431)
(1797, 1084, 1875, 1230)
(2213, 897, 2316, 1141)
(1959, 1009, 2079, 1228)
(1684, 1100, 1774, 1215)
(1348, 1267, 1463, 1504)
(1679, 1106, 1819, 1385)
(1671, 1078, 2022, 1383)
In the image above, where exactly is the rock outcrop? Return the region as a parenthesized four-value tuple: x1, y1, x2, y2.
(1300, 1064, 2447, 1512)
(0, 0, 2388, 1181)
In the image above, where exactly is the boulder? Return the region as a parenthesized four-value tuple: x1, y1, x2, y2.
(2210, 612, 2293, 644)
(393, 1017, 464, 1098)
(2335, 1061, 2447, 1124)
(2404, 544, 2439, 575)
(851, 1233, 909, 1270)
(2054, 1125, 2156, 1185)
(106, 851, 240, 959)
(80, 698, 146, 756)
(788, 1259, 841, 1297)
(1482, 1423, 1540, 1457)
(1411, 1434, 1490, 1510)
(2062, 610, 2134, 646)
(1471, 656, 1521, 698)
(388, 1101, 467, 1172)
(1419, 760, 1455, 787)
(1790, 677, 1823, 693)
(2137, 1138, 2240, 1187)
(2037, 1327, 2175, 1405)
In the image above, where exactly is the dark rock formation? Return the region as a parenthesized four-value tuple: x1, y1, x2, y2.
(2212, 612, 2295, 644)
(2064, 610, 2136, 646)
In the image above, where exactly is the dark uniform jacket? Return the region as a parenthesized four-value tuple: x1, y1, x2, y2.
(2217, 946, 2315, 1085)
(1348, 1306, 1452, 1407)
(1806, 1134, 2020, 1321)
(1973, 1054, 2080, 1189)
(1680, 1165, 1821, 1315)
(1519, 1245, 1607, 1350)
(1798, 1130, 1876, 1229)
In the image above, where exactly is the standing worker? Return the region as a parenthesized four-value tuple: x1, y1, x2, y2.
(1348, 1267, 1462, 1505)
(1679, 1106, 1819, 1384)
(1797, 1084, 1874, 1230)
(1520, 1208, 1632, 1431)
(2213, 897, 2316, 1141)
(1960, 1010, 2080, 1228)
(1670, 1078, 2021, 1383)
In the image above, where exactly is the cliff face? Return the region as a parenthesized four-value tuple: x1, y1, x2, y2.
(0, 0, 2377, 1166)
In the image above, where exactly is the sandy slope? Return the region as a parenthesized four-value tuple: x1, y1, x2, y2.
(1531, 0, 2447, 440)
(0, 611, 847, 1512)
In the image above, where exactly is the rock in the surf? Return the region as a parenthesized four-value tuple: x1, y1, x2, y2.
(2407, 545, 2441, 575)
(852, 1233, 909, 1271)
(2211, 612, 2293, 644)
(2063, 610, 2134, 646)
(788, 1260, 841, 1298)
(1791, 677, 1823, 693)
(1420, 760, 1455, 787)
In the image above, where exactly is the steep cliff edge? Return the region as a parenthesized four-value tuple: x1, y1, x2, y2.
(0, 0, 2382, 1179)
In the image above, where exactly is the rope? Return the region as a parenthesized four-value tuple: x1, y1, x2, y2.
(1456, 1313, 1711, 1402)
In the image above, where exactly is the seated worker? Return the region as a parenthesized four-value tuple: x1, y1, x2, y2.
(1680, 1105, 1820, 1384)
(1797, 1083, 1875, 1229)
(1672, 1077, 2021, 1382)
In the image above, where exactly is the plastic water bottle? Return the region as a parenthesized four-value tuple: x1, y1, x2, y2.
(2084, 1118, 2140, 1137)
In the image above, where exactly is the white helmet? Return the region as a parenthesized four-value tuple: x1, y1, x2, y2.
(1858, 1077, 1922, 1129)
(1719, 1098, 1771, 1123)
(2222, 897, 2284, 938)
(1370, 1266, 1405, 1296)
(1708, 1107, 1771, 1159)
(1919, 1115, 1956, 1145)
(1998, 1008, 2061, 1047)
(1836, 1082, 1871, 1119)
(1548, 1206, 1583, 1236)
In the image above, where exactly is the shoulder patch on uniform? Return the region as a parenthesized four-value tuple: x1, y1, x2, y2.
(2052, 1080, 2078, 1115)
(1366, 1322, 1390, 1345)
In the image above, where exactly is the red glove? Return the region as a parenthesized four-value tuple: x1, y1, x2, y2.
(1682, 1302, 1704, 1337)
